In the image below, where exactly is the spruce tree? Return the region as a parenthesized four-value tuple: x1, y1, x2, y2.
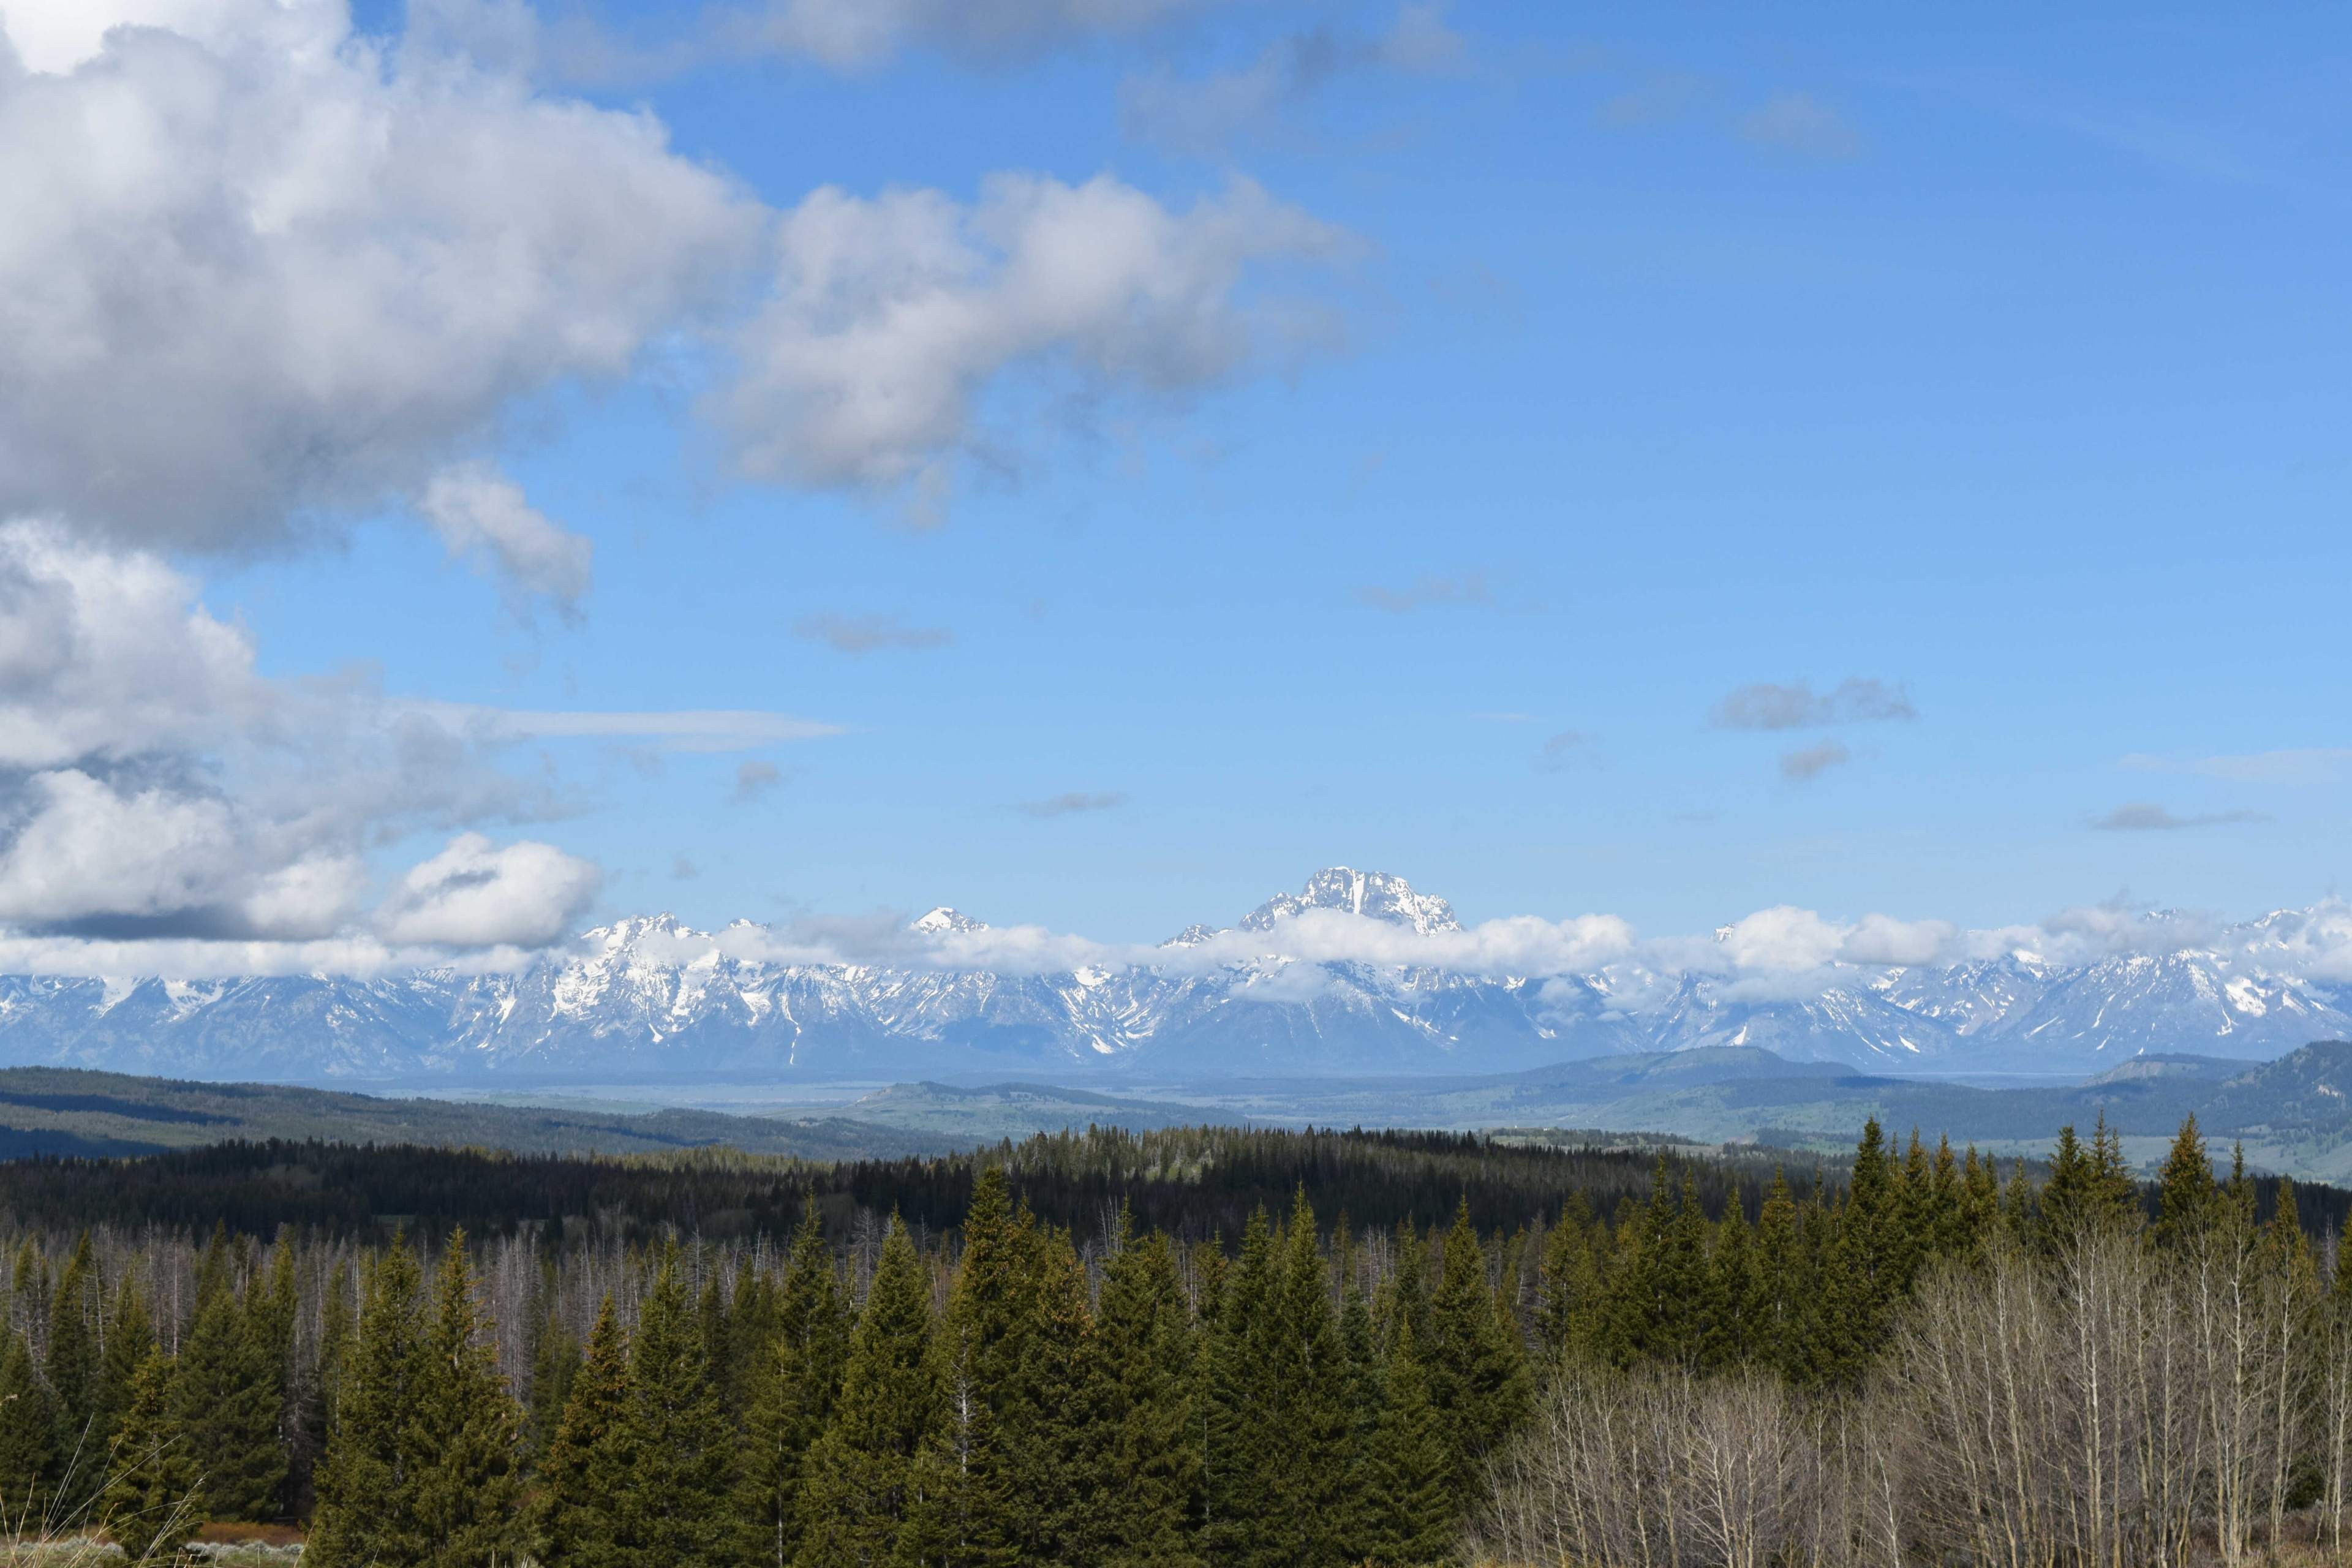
(1201, 1206, 1281, 1567)
(0, 1323, 56, 1530)
(794, 1215, 938, 1568)
(1534, 1193, 1598, 1360)
(742, 1199, 851, 1568)
(1361, 1311, 1453, 1568)
(172, 1235, 285, 1523)
(306, 1237, 428, 1567)
(94, 1276, 156, 1461)
(46, 1231, 100, 1493)
(2155, 1114, 2220, 1253)
(100, 1349, 198, 1563)
(1094, 1219, 1202, 1568)
(409, 1237, 526, 1567)
(624, 1238, 738, 1568)
(535, 1295, 637, 1568)
(527, 1294, 581, 1461)
(1423, 1198, 1532, 1500)
(1260, 1188, 1355, 1568)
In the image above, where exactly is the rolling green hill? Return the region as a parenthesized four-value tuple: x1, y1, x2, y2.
(0, 1067, 959, 1161)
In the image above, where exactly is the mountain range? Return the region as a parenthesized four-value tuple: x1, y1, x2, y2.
(1, 867, 2347, 1085)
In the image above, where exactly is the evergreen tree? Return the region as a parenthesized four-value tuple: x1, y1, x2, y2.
(1753, 1169, 1804, 1379)
(1256, 1188, 1356, 1568)
(742, 1199, 851, 1568)
(2040, 1124, 2094, 1246)
(1534, 1193, 1599, 1360)
(1423, 1197, 1532, 1502)
(1705, 1202, 1760, 1371)
(46, 1231, 100, 1493)
(527, 1293, 582, 1461)
(535, 1295, 636, 1568)
(409, 1237, 526, 1567)
(306, 1238, 429, 1567)
(1360, 1312, 1453, 1568)
(2155, 1114, 2220, 1253)
(1202, 1206, 1281, 1568)
(624, 1238, 739, 1568)
(100, 1349, 198, 1564)
(1094, 1216, 1202, 1568)
(171, 1234, 285, 1523)
(794, 1216, 938, 1568)
(94, 1276, 156, 1461)
(0, 1323, 56, 1529)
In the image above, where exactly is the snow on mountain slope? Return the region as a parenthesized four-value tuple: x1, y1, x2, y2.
(1, 868, 2348, 1082)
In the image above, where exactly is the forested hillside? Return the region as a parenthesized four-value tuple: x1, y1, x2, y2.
(2, 1118, 2347, 1563)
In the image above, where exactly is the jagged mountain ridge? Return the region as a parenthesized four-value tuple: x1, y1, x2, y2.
(1, 869, 2348, 1082)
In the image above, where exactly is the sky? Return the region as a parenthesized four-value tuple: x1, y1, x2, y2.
(0, 0, 2348, 974)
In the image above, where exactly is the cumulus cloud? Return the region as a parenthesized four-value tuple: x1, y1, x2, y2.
(2090, 803, 2269, 832)
(1354, 571, 1490, 613)
(420, 462, 595, 615)
(0, 0, 763, 550)
(793, 612, 954, 654)
(1779, 739, 1850, 782)
(375, 832, 601, 947)
(1711, 677, 1915, 731)
(1017, 790, 1128, 818)
(717, 174, 1349, 513)
(1120, 4, 1466, 153)
(1740, 92, 1860, 158)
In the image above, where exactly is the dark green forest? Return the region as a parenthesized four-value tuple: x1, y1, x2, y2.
(2, 1117, 2348, 1564)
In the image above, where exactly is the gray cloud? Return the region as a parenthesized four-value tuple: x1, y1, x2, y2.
(1711, 677, 1917, 731)
(420, 461, 595, 617)
(2090, 803, 2269, 832)
(1779, 740, 1852, 782)
(1355, 571, 1492, 614)
(793, 612, 954, 654)
(1017, 790, 1128, 818)
(734, 761, 786, 804)
(1536, 731, 1599, 772)
(672, 854, 701, 880)
(1118, 4, 1467, 154)
(1740, 92, 1861, 158)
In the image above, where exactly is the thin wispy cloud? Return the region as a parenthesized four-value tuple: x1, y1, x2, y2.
(2124, 748, 2352, 785)
(1536, 731, 1599, 772)
(1594, 73, 1709, 129)
(793, 612, 954, 654)
(1711, 678, 1916, 731)
(1355, 571, 1492, 613)
(2089, 803, 2269, 832)
(1017, 791, 1129, 818)
(417, 704, 842, 753)
(1740, 92, 1861, 158)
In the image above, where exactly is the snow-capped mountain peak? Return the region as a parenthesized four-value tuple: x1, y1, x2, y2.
(1242, 867, 1462, 935)
(911, 907, 986, 935)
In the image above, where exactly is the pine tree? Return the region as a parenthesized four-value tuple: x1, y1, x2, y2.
(306, 1238, 428, 1567)
(794, 1215, 938, 1568)
(94, 1276, 156, 1462)
(1423, 1197, 1532, 1502)
(409, 1236, 526, 1567)
(624, 1238, 738, 1568)
(1706, 1202, 1760, 1371)
(99, 1349, 198, 1563)
(1260, 1188, 1356, 1568)
(2040, 1124, 2093, 1246)
(1534, 1193, 1598, 1360)
(742, 1198, 851, 1568)
(1754, 1169, 1803, 1379)
(1095, 1216, 1202, 1568)
(0, 1322, 56, 1531)
(1202, 1206, 1281, 1568)
(535, 1295, 637, 1568)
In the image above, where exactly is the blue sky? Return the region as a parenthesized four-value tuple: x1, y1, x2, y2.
(3, 0, 2348, 963)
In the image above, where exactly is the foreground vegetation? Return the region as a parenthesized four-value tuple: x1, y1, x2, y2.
(0, 1117, 2345, 1564)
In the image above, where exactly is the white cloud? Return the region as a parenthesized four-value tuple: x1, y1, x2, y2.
(718, 174, 1348, 511)
(420, 461, 594, 614)
(0, 0, 763, 549)
(376, 832, 601, 947)
(413, 704, 841, 752)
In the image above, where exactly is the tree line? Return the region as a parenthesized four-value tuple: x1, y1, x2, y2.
(2, 1114, 2344, 1563)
